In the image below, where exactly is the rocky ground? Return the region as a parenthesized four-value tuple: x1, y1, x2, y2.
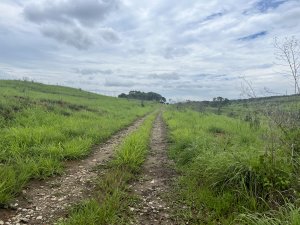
(130, 113, 177, 225)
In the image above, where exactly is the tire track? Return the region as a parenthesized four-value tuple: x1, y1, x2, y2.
(131, 113, 177, 225)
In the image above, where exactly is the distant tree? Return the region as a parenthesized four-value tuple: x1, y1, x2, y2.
(118, 93, 127, 98)
(212, 96, 229, 114)
(118, 91, 166, 102)
(160, 97, 166, 103)
(274, 36, 300, 94)
(212, 96, 229, 104)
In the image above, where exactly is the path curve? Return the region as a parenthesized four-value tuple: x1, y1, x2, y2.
(0, 116, 147, 225)
(131, 113, 177, 225)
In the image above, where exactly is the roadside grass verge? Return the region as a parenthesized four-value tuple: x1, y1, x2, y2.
(0, 80, 157, 205)
(60, 113, 156, 225)
(236, 203, 300, 225)
(163, 109, 300, 224)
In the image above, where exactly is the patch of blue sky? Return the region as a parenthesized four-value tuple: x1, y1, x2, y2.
(256, 0, 287, 12)
(238, 31, 268, 41)
(185, 12, 224, 29)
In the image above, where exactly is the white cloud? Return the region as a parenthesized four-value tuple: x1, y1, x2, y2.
(0, 0, 299, 100)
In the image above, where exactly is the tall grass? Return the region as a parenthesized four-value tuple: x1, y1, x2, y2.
(237, 203, 300, 225)
(163, 109, 299, 224)
(0, 80, 157, 204)
(61, 113, 156, 225)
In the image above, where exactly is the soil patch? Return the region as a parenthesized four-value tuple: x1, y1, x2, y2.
(131, 113, 177, 225)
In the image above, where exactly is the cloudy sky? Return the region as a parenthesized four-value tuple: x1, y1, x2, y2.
(0, 0, 299, 100)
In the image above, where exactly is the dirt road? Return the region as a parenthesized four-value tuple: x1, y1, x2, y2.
(131, 113, 176, 225)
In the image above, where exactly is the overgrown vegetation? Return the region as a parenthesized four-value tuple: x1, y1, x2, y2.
(0, 80, 156, 205)
(163, 106, 300, 224)
(60, 113, 156, 225)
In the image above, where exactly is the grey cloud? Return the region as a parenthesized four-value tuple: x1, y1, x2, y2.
(99, 28, 120, 43)
(163, 47, 190, 59)
(191, 74, 227, 80)
(191, 74, 210, 80)
(175, 83, 204, 89)
(41, 25, 93, 50)
(76, 80, 97, 85)
(23, 0, 121, 49)
(161, 80, 208, 90)
(74, 68, 113, 75)
(65, 80, 76, 85)
(24, 0, 119, 26)
(0, 26, 10, 36)
(255, 63, 273, 69)
(209, 74, 240, 81)
(148, 72, 180, 80)
(128, 47, 146, 55)
(104, 79, 136, 87)
(190, 74, 241, 82)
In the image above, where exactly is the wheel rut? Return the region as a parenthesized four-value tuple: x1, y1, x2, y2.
(0, 116, 147, 225)
(131, 113, 177, 225)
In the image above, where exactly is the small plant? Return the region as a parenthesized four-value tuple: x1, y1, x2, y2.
(208, 126, 226, 135)
(244, 111, 260, 129)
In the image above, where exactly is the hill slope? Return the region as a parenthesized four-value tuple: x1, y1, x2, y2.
(0, 80, 156, 204)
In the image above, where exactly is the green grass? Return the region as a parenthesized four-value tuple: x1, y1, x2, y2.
(163, 109, 300, 224)
(60, 113, 156, 225)
(237, 203, 300, 225)
(0, 80, 157, 205)
(183, 94, 300, 120)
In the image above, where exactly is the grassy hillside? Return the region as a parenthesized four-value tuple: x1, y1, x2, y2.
(0, 80, 157, 204)
(182, 94, 300, 118)
(164, 96, 300, 224)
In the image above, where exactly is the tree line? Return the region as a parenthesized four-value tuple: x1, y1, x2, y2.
(118, 91, 166, 103)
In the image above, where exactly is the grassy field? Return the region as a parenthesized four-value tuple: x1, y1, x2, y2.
(1, 79, 299, 224)
(61, 113, 156, 225)
(163, 107, 300, 224)
(183, 94, 300, 119)
(0, 80, 156, 205)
